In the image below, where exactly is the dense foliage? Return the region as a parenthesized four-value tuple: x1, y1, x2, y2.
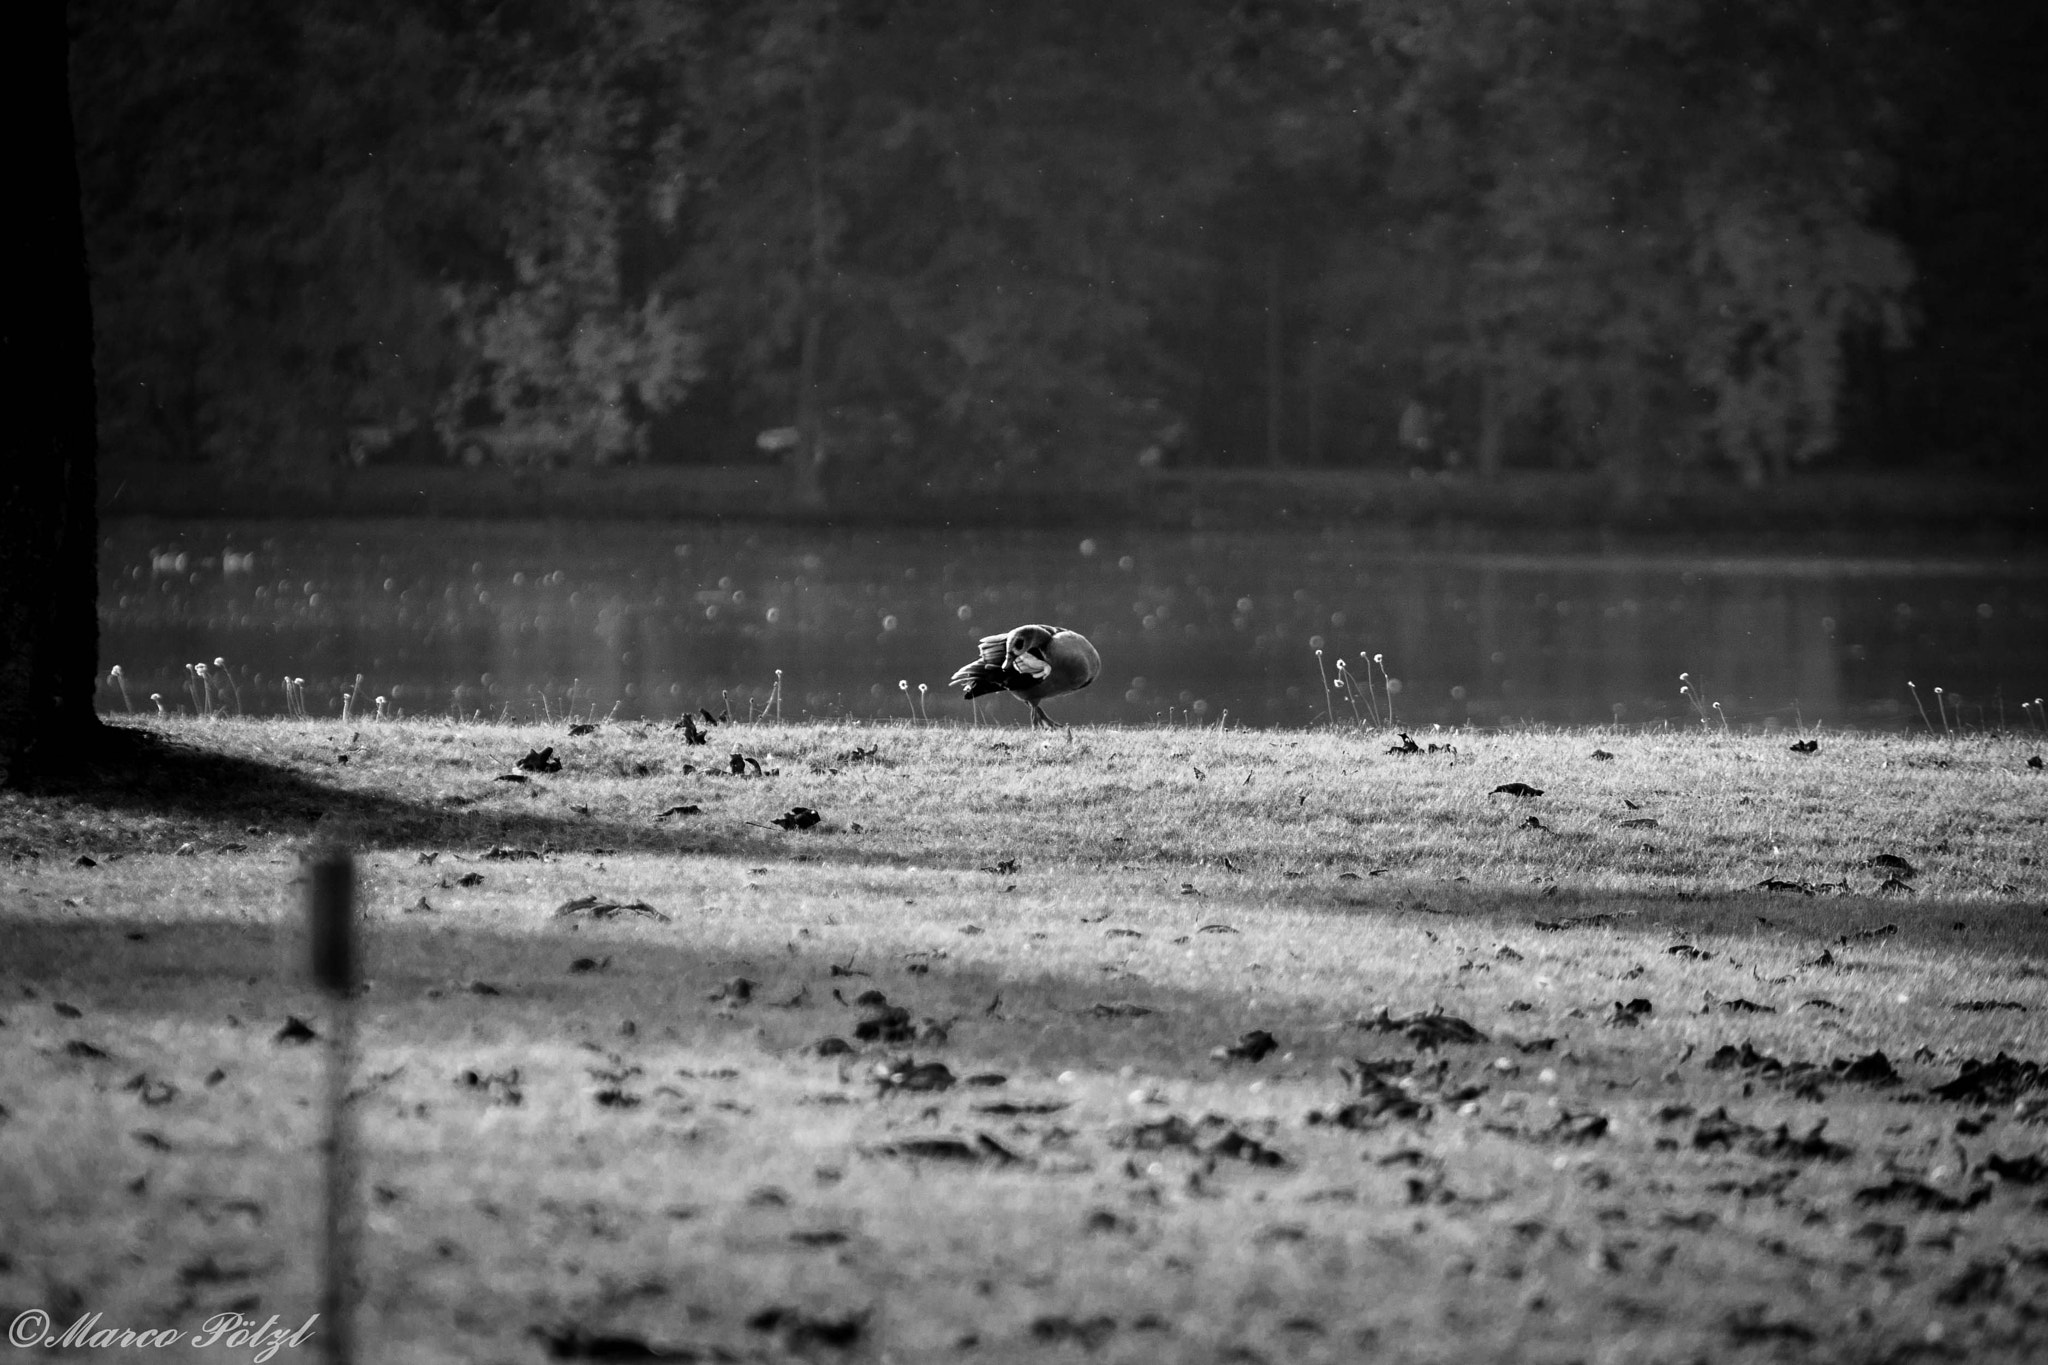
(69, 0, 2029, 499)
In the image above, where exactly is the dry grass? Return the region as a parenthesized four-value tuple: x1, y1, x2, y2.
(2, 716, 2047, 1363)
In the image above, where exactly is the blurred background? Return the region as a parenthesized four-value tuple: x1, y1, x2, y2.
(76, 1, 2046, 730)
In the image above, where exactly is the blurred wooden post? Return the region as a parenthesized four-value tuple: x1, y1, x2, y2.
(309, 848, 359, 1365)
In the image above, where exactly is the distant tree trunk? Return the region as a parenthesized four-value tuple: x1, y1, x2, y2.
(789, 16, 830, 513)
(1264, 246, 1284, 468)
(1475, 370, 1506, 481)
(1605, 382, 1646, 506)
(1304, 332, 1325, 466)
(1, 8, 103, 784)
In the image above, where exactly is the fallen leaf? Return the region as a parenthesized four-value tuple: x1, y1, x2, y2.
(554, 895, 670, 922)
(275, 1016, 318, 1045)
(1492, 782, 1543, 797)
(1212, 1030, 1280, 1063)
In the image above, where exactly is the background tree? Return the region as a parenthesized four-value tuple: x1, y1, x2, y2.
(72, 0, 1994, 505)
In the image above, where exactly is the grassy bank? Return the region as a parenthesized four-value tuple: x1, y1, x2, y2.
(3, 717, 2047, 1362)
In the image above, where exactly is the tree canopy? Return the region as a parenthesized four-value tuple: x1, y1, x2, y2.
(71, 0, 2029, 500)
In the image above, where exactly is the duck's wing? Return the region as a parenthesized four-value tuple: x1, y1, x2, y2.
(952, 630, 1023, 695)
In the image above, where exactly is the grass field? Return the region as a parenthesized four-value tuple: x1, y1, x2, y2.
(3, 715, 2046, 1363)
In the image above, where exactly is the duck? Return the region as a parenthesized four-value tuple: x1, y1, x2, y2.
(949, 624, 1101, 729)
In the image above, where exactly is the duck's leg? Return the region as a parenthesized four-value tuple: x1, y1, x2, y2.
(1030, 701, 1069, 731)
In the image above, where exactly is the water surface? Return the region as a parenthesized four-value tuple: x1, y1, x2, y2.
(99, 520, 2047, 731)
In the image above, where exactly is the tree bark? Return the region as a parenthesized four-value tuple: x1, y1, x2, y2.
(1, 7, 103, 784)
(1475, 370, 1506, 481)
(789, 10, 830, 513)
(1264, 246, 1284, 468)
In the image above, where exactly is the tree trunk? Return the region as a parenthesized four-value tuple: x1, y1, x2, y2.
(1475, 370, 1506, 481)
(1, 8, 103, 784)
(1605, 382, 1646, 507)
(1304, 332, 1325, 466)
(789, 16, 830, 513)
(1264, 245, 1284, 468)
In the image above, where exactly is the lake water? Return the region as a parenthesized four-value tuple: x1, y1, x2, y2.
(98, 519, 2047, 732)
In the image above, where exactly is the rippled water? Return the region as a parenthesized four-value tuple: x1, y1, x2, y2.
(98, 519, 2047, 731)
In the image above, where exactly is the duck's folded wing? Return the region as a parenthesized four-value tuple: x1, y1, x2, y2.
(977, 632, 1011, 669)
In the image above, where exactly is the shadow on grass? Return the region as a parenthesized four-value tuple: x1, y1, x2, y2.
(18, 723, 786, 860)
(5, 872, 2042, 1095)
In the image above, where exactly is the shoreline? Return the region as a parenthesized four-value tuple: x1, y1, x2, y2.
(100, 461, 2048, 555)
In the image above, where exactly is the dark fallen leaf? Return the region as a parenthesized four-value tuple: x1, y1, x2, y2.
(275, 1016, 318, 1045)
(1833, 1051, 1898, 1084)
(1386, 734, 1420, 755)
(1983, 1152, 2048, 1185)
(1207, 1127, 1288, 1166)
(554, 895, 670, 922)
(1954, 999, 2026, 1013)
(593, 1089, 642, 1108)
(863, 1136, 982, 1162)
(1605, 999, 1653, 1027)
(1030, 1317, 1118, 1350)
(62, 1039, 110, 1060)
(1666, 944, 1711, 959)
(1532, 913, 1619, 931)
(1875, 876, 1914, 896)
(1197, 923, 1239, 934)
(973, 1098, 1068, 1116)
(655, 805, 701, 820)
(1750, 1120, 1851, 1161)
(1088, 1002, 1155, 1018)
(1754, 878, 1814, 895)
(456, 1068, 523, 1105)
(1788, 738, 1819, 753)
(570, 957, 610, 974)
(1351, 1008, 1488, 1049)
(1931, 1053, 2047, 1105)
(1309, 1081, 1430, 1130)
(483, 845, 543, 861)
(1492, 782, 1543, 797)
(1938, 1260, 2010, 1308)
(1707, 1042, 1782, 1074)
(1213, 1030, 1280, 1063)
(875, 1058, 955, 1093)
(770, 807, 822, 831)
(1718, 998, 1776, 1014)
(789, 1229, 849, 1248)
(468, 981, 502, 996)
(516, 746, 563, 773)
(1590, 749, 1615, 761)
(744, 1307, 866, 1351)
(810, 1037, 854, 1057)
(1619, 817, 1659, 829)
(1725, 1309, 1815, 1345)
(854, 1006, 913, 1043)
(131, 1129, 174, 1151)
(1852, 1178, 1990, 1212)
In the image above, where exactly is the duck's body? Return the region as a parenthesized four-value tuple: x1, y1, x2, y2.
(950, 624, 1100, 728)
